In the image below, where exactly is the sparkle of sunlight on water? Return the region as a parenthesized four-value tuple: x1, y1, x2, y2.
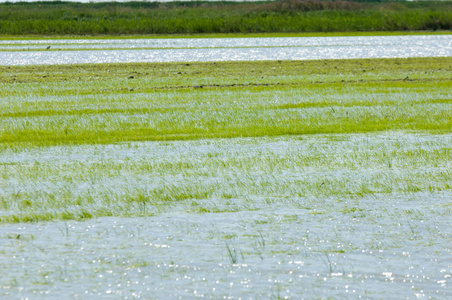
(1, 133, 452, 298)
(1, 35, 451, 65)
(0, 197, 451, 299)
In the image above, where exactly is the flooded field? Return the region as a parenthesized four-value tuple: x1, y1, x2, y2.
(1, 35, 451, 65)
(1, 133, 451, 299)
(1, 55, 451, 298)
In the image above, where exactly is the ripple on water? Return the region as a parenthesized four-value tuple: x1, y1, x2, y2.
(1, 133, 452, 298)
(0, 35, 451, 65)
(0, 198, 451, 298)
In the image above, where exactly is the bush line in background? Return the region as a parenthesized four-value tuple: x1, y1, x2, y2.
(0, 1, 451, 35)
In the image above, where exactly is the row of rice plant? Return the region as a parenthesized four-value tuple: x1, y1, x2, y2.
(1, 58, 451, 148)
(1, 57, 451, 223)
(1, 132, 451, 223)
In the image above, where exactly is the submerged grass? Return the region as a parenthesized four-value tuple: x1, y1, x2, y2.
(0, 57, 451, 223)
(0, 132, 451, 223)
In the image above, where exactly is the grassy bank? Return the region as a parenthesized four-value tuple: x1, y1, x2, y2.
(0, 1, 451, 36)
(3, 31, 451, 41)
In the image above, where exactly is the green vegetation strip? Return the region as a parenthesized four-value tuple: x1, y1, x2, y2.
(2, 31, 451, 41)
(0, 1, 451, 36)
(1, 57, 451, 148)
(0, 133, 451, 223)
(1, 57, 451, 223)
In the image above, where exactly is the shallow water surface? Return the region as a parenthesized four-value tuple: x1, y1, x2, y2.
(1, 133, 451, 298)
(1, 35, 451, 65)
(1, 199, 451, 299)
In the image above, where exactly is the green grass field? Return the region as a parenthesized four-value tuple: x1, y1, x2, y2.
(0, 57, 451, 222)
(1, 58, 451, 147)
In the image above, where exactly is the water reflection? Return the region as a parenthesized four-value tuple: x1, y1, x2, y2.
(1, 35, 451, 65)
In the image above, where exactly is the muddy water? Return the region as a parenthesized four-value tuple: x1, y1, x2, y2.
(1, 35, 451, 65)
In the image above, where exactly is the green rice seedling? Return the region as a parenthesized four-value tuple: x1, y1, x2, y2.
(0, 58, 451, 223)
(1, 58, 451, 148)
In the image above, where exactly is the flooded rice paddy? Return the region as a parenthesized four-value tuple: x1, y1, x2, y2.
(1, 133, 451, 298)
(1, 35, 451, 65)
(1, 35, 451, 298)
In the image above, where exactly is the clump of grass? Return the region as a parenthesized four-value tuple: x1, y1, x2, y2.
(225, 241, 239, 264)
